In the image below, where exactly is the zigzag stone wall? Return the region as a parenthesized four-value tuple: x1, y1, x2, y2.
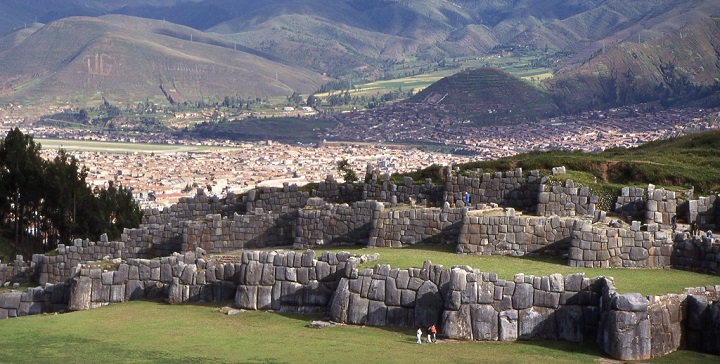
(568, 221, 674, 268)
(536, 180, 597, 217)
(234, 250, 363, 313)
(294, 199, 378, 248)
(369, 206, 464, 247)
(441, 270, 607, 343)
(68, 250, 239, 310)
(33, 239, 125, 285)
(181, 211, 295, 253)
(0, 283, 69, 319)
(671, 235, 720, 274)
(445, 168, 542, 209)
(6, 248, 720, 361)
(457, 213, 578, 256)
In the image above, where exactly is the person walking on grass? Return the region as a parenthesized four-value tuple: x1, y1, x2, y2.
(416, 327, 423, 344)
(428, 324, 437, 343)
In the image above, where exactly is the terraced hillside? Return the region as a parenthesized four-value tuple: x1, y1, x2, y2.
(407, 68, 560, 124)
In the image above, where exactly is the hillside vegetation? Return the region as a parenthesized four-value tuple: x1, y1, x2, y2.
(401, 129, 720, 197)
(408, 68, 560, 124)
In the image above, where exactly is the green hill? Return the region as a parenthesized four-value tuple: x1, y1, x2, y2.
(440, 129, 720, 195)
(407, 67, 560, 124)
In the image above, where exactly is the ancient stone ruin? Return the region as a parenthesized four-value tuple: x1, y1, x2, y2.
(1, 166, 720, 360)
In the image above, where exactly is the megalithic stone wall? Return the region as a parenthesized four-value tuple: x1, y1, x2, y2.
(32, 239, 125, 285)
(68, 250, 239, 310)
(0, 255, 33, 287)
(536, 180, 597, 217)
(645, 185, 677, 227)
(568, 220, 674, 268)
(690, 194, 720, 229)
(294, 199, 378, 248)
(363, 170, 445, 206)
(615, 187, 645, 221)
(121, 224, 182, 259)
(686, 288, 720, 355)
(671, 234, 720, 274)
(329, 260, 446, 327)
(234, 250, 361, 313)
(369, 205, 464, 247)
(245, 185, 309, 212)
(441, 269, 607, 342)
(142, 189, 239, 226)
(599, 286, 720, 360)
(181, 212, 295, 253)
(445, 168, 542, 209)
(0, 283, 69, 319)
(457, 212, 579, 255)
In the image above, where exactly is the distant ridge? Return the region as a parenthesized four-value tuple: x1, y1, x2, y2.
(0, 15, 327, 107)
(408, 68, 560, 124)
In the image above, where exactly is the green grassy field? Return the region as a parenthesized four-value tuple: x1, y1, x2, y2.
(0, 300, 716, 364)
(318, 245, 720, 296)
(36, 138, 236, 154)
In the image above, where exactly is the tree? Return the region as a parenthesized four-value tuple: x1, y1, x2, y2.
(337, 159, 358, 184)
(0, 129, 143, 257)
(0, 128, 45, 250)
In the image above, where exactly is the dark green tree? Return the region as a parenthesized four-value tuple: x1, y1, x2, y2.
(0, 128, 46, 251)
(337, 159, 358, 184)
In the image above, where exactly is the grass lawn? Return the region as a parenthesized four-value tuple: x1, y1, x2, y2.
(316, 245, 720, 296)
(0, 300, 716, 364)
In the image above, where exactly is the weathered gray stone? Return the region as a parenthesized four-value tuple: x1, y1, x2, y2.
(471, 304, 499, 341)
(613, 293, 649, 312)
(499, 310, 518, 341)
(441, 304, 472, 340)
(556, 305, 584, 342)
(385, 277, 401, 306)
(329, 278, 350, 323)
(367, 300, 388, 326)
(236, 285, 258, 310)
(512, 283, 533, 310)
(415, 281, 443, 327)
(348, 293, 369, 325)
(69, 276, 91, 311)
(603, 310, 651, 360)
(518, 307, 556, 340)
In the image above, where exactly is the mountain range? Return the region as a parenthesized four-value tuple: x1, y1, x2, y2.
(0, 0, 718, 111)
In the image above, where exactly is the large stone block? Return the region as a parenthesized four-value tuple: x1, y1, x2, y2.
(236, 285, 258, 310)
(603, 310, 651, 360)
(415, 281, 443, 327)
(69, 276, 92, 311)
(612, 293, 649, 312)
(304, 281, 332, 307)
(518, 307, 556, 340)
(556, 305, 583, 342)
(329, 278, 350, 323)
(512, 283, 533, 310)
(367, 300, 388, 327)
(471, 304, 499, 341)
(499, 310, 518, 341)
(348, 293, 369, 325)
(441, 304, 472, 340)
(385, 277, 401, 306)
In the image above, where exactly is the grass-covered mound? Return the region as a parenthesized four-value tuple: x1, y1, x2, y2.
(408, 68, 561, 124)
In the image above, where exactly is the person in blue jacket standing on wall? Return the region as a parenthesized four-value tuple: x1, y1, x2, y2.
(463, 192, 471, 207)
